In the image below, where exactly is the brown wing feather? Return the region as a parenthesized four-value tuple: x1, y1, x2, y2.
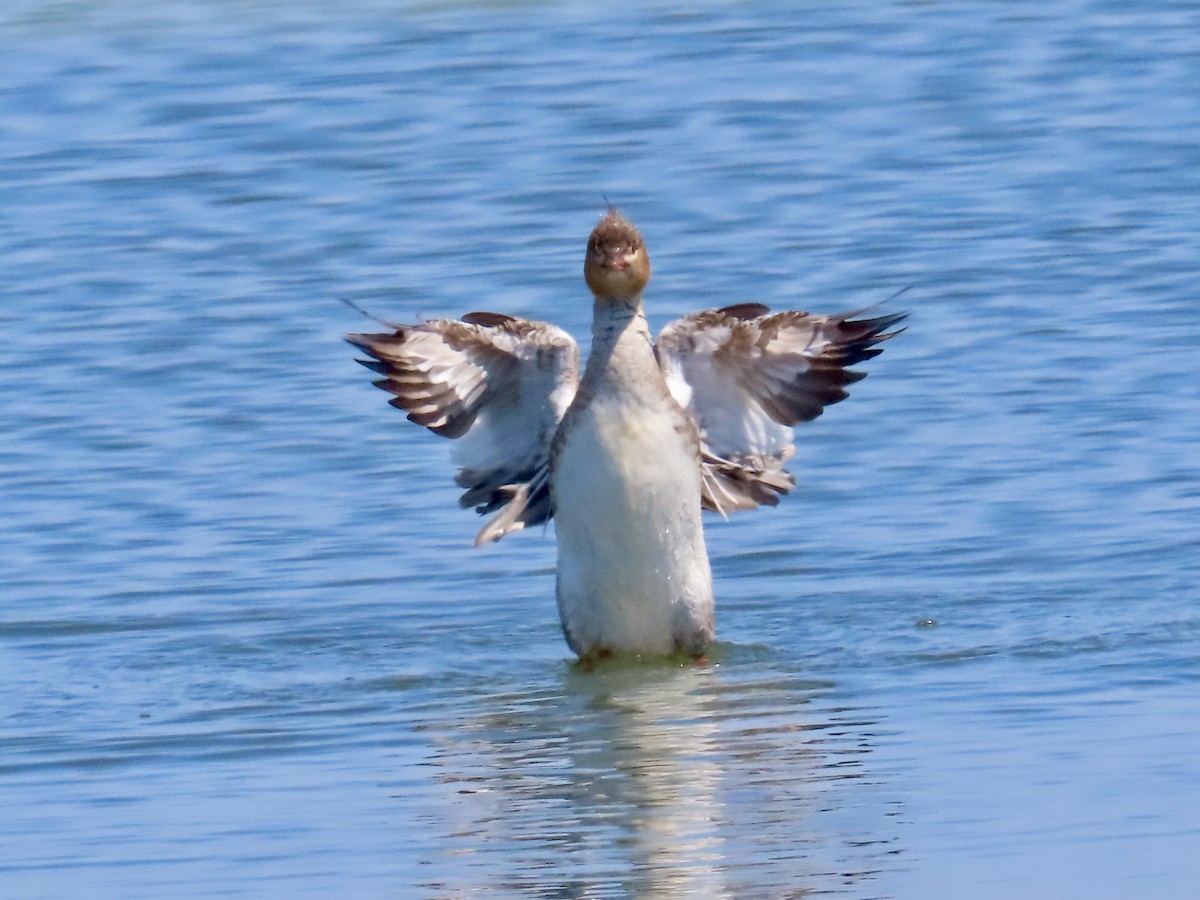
(657, 304, 906, 515)
(347, 315, 579, 543)
(717, 308, 907, 426)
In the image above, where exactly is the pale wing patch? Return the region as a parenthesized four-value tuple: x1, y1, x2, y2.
(348, 313, 579, 544)
(657, 303, 906, 515)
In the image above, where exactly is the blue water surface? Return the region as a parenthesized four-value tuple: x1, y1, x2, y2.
(2, 1, 1199, 897)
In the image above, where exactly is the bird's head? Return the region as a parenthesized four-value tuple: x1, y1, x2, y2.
(584, 209, 651, 303)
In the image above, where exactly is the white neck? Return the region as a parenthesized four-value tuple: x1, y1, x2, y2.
(581, 297, 660, 397)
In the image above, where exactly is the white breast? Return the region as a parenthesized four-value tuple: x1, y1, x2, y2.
(551, 393, 714, 656)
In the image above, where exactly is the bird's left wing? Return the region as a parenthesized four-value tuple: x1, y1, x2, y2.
(347, 312, 580, 545)
(656, 303, 906, 515)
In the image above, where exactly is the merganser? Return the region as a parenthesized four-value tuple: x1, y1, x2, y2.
(348, 210, 905, 662)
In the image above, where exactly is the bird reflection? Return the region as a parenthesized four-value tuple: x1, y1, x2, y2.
(418, 655, 900, 896)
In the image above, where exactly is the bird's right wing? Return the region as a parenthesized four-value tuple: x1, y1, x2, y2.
(347, 312, 580, 545)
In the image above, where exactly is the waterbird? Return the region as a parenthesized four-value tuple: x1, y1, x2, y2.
(347, 210, 905, 662)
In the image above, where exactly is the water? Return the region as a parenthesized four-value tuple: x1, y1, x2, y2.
(3, 1, 1199, 896)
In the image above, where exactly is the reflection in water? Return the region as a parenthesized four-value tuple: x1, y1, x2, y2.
(419, 654, 900, 896)
(555, 664, 726, 897)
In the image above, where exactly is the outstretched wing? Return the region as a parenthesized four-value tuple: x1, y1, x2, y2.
(347, 312, 580, 545)
(656, 303, 906, 515)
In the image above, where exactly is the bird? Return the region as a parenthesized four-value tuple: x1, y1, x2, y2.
(347, 210, 905, 663)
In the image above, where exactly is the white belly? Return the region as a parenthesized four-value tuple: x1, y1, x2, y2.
(551, 396, 714, 656)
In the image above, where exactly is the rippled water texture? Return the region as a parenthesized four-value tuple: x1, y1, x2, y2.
(3, 1, 1199, 896)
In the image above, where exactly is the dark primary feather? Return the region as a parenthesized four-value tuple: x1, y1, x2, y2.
(347, 316, 579, 544)
(657, 303, 907, 515)
(714, 306, 907, 426)
(349, 333, 483, 438)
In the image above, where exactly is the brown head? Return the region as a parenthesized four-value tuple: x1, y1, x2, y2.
(584, 209, 651, 302)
